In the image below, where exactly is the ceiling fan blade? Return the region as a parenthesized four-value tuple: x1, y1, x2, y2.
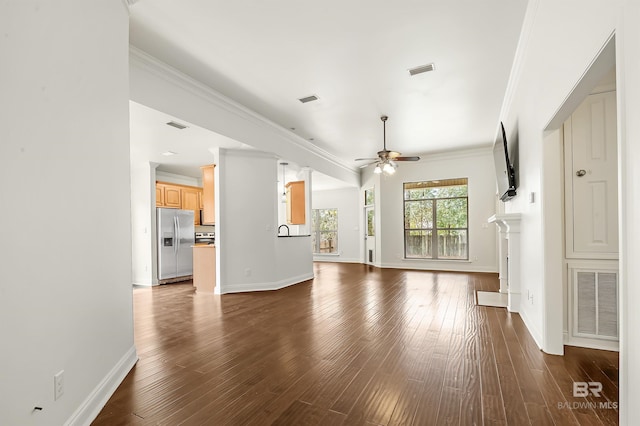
(354, 157, 378, 161)
(394, 156, 421, 161)
(359, 161, 377, 169)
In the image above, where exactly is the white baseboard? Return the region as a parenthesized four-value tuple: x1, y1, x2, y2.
(132, 281, 156, 287)
(65, 345, 138, 426)
(221, 272, 314, 294)
(518, 307, 544, 350)
(381, 261, 497, 274)
(313, 257, 361, 263)
(565, 336, 619, 352)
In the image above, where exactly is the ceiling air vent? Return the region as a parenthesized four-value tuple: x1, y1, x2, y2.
(408, 63, 436, 76)
(166, 121, 187, 130)
(298, 95, 319, 103)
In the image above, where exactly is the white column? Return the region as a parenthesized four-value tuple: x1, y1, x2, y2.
(489, 215, 508, 293)
(504, 218, 521, 312)
(489, 214, 522, 312)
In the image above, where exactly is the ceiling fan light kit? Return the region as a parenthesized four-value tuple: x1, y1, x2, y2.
(356, 115, 420, 175)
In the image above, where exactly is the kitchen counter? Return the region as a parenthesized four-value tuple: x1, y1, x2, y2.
(192, 245, 216, 292)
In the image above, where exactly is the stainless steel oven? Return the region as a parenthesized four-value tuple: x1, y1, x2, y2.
(195, 232, 215, 245)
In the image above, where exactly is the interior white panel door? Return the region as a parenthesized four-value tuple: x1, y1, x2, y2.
(565, 91, 618, 258)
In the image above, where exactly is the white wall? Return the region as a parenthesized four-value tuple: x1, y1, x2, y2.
(0, 2, 136, 425)
(312, 187, 361, 263)
(215, 149, 313, 293)
(156, 170, 201, 187)
(500, 0, 639, 421)
(618, 2, 640, 422)
(130, 160, 156, 286)
(367, 148, 498, 273)
(500, 0, 621, 350)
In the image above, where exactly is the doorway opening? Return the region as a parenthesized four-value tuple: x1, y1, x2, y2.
(542, 35, 619, 354)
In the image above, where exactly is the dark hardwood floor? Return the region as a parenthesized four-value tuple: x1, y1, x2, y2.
(94, 262, 618, 425)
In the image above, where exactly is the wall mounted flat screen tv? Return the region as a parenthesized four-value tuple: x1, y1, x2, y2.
(493, 122, 517, 201)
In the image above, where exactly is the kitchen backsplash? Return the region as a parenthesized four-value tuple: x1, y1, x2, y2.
(195, 225, 215, 233)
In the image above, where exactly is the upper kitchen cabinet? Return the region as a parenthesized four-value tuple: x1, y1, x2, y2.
(201, 165, 215, 225)
(286, 181, 305, 225)
(156, 185, 164, 207)
(181, 186, 201, 226)
(156, 181, 202, 225)
(157, 183, 181, 208)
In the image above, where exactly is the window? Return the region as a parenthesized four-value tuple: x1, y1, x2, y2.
(403, 178, 468, 260)
(312, 209, 338, 254)
(364, 188, 375, 206)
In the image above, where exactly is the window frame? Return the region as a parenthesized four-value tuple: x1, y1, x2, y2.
(311, 208, 339, 255)
(402, 179, 469, 260)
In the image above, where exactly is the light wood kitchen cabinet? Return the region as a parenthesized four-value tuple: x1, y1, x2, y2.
(155, 181, 203, 225)
(163, 185, 182, 208)
(201, 165, 215, 225)
(156, 185, 164, 207)
(192, 245, 216, 293)
(181, 187, 201, 226)
(286, 180, 305, 225)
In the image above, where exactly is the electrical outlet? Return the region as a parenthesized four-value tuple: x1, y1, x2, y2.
(244, 268, 251, 277)
(54, 370, 64, 400)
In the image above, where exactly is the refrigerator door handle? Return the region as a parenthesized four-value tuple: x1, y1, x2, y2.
(174, 216, 179, 255)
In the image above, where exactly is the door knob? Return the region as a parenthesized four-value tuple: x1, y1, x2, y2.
(576, 169, 586, 177)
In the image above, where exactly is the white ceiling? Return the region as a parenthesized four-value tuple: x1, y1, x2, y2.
(129, 0, 528, 183)
(129, 101, 353, 191)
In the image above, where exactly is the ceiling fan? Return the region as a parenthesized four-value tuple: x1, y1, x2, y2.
(355, 115, 420, 175)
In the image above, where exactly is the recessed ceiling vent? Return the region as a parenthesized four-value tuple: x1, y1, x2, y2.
(298, 95, 319, 103)
(166, 121, 187, 130)
(408, 63, 436, 76)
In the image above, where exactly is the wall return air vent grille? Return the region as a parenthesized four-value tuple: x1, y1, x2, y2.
(575, 270, 618, 339)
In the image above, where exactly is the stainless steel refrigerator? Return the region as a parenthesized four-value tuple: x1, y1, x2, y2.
(157, 208, 195, 281)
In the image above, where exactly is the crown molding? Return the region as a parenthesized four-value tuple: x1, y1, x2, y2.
(499, 0, 541, 123)
(129, 46, 359, 179)
(419, 145, 493, 162)
(218, 147, 278, 160)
